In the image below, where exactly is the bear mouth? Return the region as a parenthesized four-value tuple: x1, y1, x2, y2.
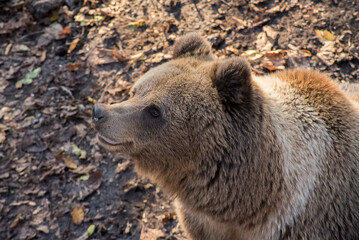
(97, 133, 132, 146)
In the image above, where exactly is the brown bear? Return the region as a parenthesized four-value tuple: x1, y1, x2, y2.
(92, 33, 359, 240)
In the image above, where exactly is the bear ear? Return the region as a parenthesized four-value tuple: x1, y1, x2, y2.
(211, 57, 252, 104)
(172, 33, 215, 60)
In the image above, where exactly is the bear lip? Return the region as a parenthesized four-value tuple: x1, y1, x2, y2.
(97, 133, 127, 146)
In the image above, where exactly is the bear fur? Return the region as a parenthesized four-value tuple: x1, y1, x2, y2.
(92, 33, 359, 240)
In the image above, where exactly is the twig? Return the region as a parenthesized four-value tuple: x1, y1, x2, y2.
(191, 0, 204, 21)
(77, 127, 93, 145)
(220, 0, 231, 7)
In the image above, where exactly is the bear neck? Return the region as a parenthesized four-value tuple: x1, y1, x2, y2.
(178, 84, 285, 226)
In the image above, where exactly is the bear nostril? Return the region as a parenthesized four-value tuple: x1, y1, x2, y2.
(92, 104, 105, 123)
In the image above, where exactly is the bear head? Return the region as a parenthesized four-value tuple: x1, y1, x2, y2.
(92, 33, 259, 191)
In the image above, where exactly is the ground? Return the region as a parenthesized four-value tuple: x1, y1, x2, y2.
(0, 0, 358, 239)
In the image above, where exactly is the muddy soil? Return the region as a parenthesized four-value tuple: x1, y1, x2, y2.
(0, 0, 358, 239)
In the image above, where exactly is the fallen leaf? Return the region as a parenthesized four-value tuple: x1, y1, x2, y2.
(10, 200, 36, 206)
(317, 41, 336, 66)
(16, 67, 42, 89)
(140, 227, 164, 240)
(116, 160, 132, 173)
(230, 16, 246, 30)
(0, 12, 31, 35)
(72, 143, 87, 159)
(0, 172, 9, 179)
(146, 52, 165, 63)
(88, 224, 95, 237)
(112, 47, 127, 62)
(50, 8, 60, 22)
(225, 46, 239, 55)
(315, 29, 336, 42)
(63, 156, 77, 169)
(75, 171, 102, 200)
(40, 50, 47, 62)
(37, 23, 64, 48)
(60, 27, 72, 36)
(106, 79, 132, 96)
(66, 62, 82, 71)
(10, 213, 24, 229)
(128, 19, 145, 29)
(130, 52, 146, 62)
(0, 79, 9, 93)
(262, 50, 286, 71)
(72, 205, 84, 225)
(161, 212, 176, 224)
(70, 165, 96, 174)
(263, 25, 279, 40)
(0, 107, 10, 119)
(0, 124, 8, 143)
(78, 174, 90, 181)
(12, 44, 30, 52)
(87, 97, 98, 104)
(301, 49, 312, 57)
(241, 50, 263, 61)
(36, 225, 49, 234)
(68, 38, 80, 53)
(256, 32, 272, 52)
(5, 43, 12, 56)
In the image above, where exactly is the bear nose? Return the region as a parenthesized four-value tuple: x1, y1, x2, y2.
(92, 104, 105, 123)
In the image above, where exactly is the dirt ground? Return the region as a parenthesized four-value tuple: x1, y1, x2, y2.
(0, 0, 358, 239)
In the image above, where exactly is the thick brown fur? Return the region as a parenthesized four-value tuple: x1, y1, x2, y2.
(92, 33, 359, 240)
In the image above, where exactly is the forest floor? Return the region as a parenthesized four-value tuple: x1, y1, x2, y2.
(0, 0, 358, 239)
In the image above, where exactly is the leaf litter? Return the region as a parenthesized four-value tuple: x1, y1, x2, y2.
(0, 0, 358, 239)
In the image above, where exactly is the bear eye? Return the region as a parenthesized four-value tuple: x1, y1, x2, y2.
(130, 89, 136, 98)
(147, 105, 161, 118)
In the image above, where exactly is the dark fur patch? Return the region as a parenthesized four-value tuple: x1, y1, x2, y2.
(172, 32, 213, 59)
(211, 57, 252, 104)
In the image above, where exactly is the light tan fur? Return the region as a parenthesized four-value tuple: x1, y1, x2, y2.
(92, 33, 359, 240)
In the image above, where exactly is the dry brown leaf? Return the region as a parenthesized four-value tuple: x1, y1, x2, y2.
(107, 79, 132, 96)
(225, 46, 239, 55)
(63, 156, 77, 169)
(10, 214, 23, 229)
(146, 53, 165, 63)
(0, 79, 9, 93)
(10, 200, 36, 206)
(36, 225, 49, 234)
(71, 205, 84, 225)
(0, 12, 31, 35)
(241, 50, 263, 61)
(0, 124, 8, 143)
(263, 26, 279, 40)
(256, 32, 272, 52)
(130, 52, 146, 62)
(230, 16, 246, 30)
(161, 212, 176, 224)
(5, 43, 12, 56)
(66, 62, 82, 71)
(112, 47, 127, 62)
(317, 41, 336, 66)
(68, 38, 80, 53)
(60, 27, 71, 36)
(262, 50, 286, 71)
(301, 49, 312, 57)
(116, 160, 132, 173)
(70, 165, 96, 174)
(37, 23, 64, 48)
(315, 30, 336, 42)
(140, 227, 164, 240)
(40, 50, 47, 62)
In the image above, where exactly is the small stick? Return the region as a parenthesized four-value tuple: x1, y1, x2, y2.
(191, 0, 204, 21)
(77, 127, 93, 145)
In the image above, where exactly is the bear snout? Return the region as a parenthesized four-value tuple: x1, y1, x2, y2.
(92, 104, 105, 123)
